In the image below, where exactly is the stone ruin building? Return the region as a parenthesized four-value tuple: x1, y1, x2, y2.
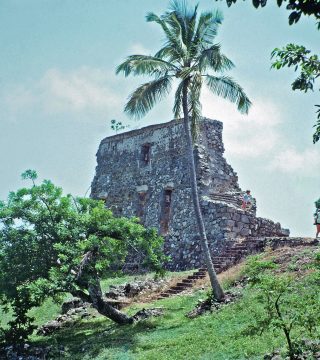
(91, 118, 289, 270)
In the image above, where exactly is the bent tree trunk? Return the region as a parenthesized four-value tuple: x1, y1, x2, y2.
(74, 278, 133, 324)
(182, 81, 225, 301)
(87, 278, 133, 325)
(74, 251, 133, 325)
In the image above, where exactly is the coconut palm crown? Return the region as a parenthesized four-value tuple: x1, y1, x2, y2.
(116, 1, 252, 301)
(116, 1, 251, 130)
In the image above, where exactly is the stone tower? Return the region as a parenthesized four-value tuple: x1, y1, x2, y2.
(91, 118, 289, 270)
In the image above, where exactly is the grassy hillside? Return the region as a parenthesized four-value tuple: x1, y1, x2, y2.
(3, 246, 320, 359)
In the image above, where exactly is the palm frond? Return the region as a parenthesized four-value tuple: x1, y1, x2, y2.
(193, 10, 223, 47)
(125, 76, 172, 119)
(197, 44, 234, 73)
(146, 12, 187, 61)
(205, 75, 251, 114)
(116, 55, 177, 77)
(169, 0, 198, 50)
(173, 81, 184, 118)
(178, 66, 196, 80)
(154, 46, 177, 62)
(165, 13, 188, 58)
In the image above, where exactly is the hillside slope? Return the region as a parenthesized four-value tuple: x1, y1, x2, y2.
(2, 243, 320, 360)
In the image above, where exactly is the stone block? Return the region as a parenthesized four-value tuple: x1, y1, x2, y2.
(241, 215, 250, 223)
(240, 228, 251, 236)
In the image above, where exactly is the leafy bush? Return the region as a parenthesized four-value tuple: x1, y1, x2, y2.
(243, 256, 320, 359)
(0, 171, 166, 345)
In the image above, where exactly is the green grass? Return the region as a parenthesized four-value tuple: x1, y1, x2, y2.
(0, 270, 193, 329)
(3, 250, 319, 359)
(31, 287, 284, 360)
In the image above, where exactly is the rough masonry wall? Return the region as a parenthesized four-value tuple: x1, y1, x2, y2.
(91, 118, 289, 271)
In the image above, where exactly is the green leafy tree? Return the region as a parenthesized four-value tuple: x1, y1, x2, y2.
(271, 44, 320, 143)
(315, 197, 320, 208)
(116, 1, 251, 301)
(219, 0, 320, 28)
(219, 0, 320, 142)
(0, 171, 166, 344)
(244, 256, 320, 359)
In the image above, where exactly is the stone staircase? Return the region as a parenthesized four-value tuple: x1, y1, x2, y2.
(209, 192, 257, 214)
(209, 193, 240, 207)
(157, 237, 318, 300)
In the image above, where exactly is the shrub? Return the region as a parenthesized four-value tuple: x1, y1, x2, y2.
(0, 171, 167, 344)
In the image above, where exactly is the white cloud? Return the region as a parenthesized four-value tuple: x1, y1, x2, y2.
(127, 43, 151, 55)
(2, 67, 123, 115)
(269, 147, 320, 176)
(3, 84, 37, 112)
(41, 68, 120, 112)
(201, 88, 282, 158)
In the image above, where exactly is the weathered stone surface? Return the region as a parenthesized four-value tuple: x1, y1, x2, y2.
(105, 279, 168, 300)
(91, 118, 289, 270)
(61, 297, 84, 314)
(37, 305, 90, 336)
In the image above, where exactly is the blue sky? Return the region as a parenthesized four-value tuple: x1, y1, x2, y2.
(0, 0, 319, 236)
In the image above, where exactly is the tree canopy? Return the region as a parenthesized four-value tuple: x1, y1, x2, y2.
(221, 0, 320, 27)
(218, 0, 320, 143)
(0, 171, 166, 344)
(116, 2, 251, 131)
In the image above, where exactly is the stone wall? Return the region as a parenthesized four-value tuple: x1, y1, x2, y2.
(91, 118, 289, 270)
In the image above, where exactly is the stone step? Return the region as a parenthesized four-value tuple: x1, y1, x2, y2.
(177, 282, 193, 288)
(224, 250, 243, 255)
(212, 256, 236, 261)
(198, 268, 207, 272)
(226, 245, 247, 250)
(158, 293, 170, 298)
(181, 279, 194, 284)
(193, 271, 207, 277)
(187, 275, 204, 280)
(167, 289, 181, 295)
(170, 286, 185, 292)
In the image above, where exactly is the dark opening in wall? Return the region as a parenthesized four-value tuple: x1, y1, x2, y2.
(137, 191, 147, 223)
(141, 144, 151, 164)
(160, 189, 173, 235)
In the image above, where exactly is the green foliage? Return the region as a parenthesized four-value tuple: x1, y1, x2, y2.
(116, 2, 251, 129)
(271, 44, 320, 93)
(243, 255, 278, 283)
(21, 169, 38, 182)
(315, 197, 320, 209)
(0, 171, 166, 344)
(220, 0, 320, 29)
(271, 44, 320, 143)
(219, 0, 320, 143)
(244, 256, 320, 359)
(110, 119, 129, 133)
(26, 287, 284, 359)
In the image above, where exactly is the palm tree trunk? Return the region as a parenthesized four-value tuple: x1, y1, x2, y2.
(182, 81, 225, 301)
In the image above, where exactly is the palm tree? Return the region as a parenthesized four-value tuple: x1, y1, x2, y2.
(116, 1, 251, 301)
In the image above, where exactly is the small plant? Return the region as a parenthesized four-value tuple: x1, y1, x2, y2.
(243, 256, 320, 359)
(244, 255, 278, 284)
(110, 119, 129, 133)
